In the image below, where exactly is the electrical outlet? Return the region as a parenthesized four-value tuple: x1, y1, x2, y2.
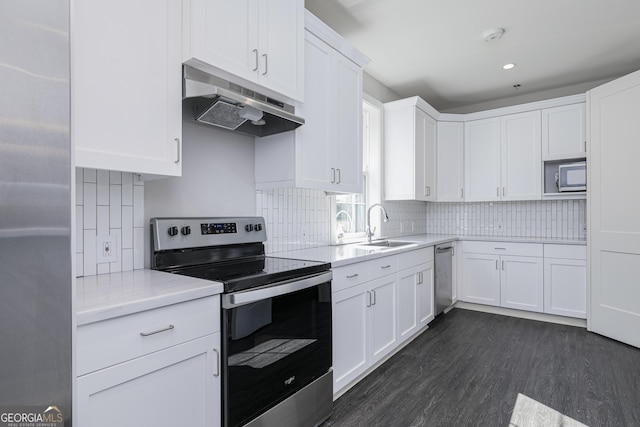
(96, 235, 117, 263)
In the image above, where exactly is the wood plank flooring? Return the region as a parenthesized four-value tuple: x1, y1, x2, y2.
(323, 309, 640, 427)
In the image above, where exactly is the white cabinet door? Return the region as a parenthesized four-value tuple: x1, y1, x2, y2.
(73, 0, 182, 176)
(333, 53, 364, 192)
(77, 334, 219, 427)
(417, 261, 435, 328)
(542, 103, 586, 160)
(500, 255, 544, 312)
(437, 121, 465, 201)
(462, 253, 501, 306)
(332, 283, 368, 393)
(452, 242, 459, 304)
(184, 0, 303, 102)
(368, 276, 397, 365)
(501, 111, 542, 200)
(256, 0, 304, 101)
(544, 258, 586, 318)
(464, 118, 501, 201)
(384, 99, 436, 201)
(397, 265, 420, 342)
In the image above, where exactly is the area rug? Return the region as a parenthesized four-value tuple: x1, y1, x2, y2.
(509, 393, 588, 427)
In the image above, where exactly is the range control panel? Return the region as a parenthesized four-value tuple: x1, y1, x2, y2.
(151, 217, 267, 251)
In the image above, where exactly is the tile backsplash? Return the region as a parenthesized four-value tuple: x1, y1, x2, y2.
(75, 168, 145, 277)
(256, 188, 331, 254)
(425, 200, 586, 240)
(380, 200, 428, 237)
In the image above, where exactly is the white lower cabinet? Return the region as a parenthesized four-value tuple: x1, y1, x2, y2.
(77, 334, 220, 427)
(398, 261, 434, 342)
(77, 296, 221, 427)
(461, 242, 544, 312)
(332, 247, 435, 395)
(500, 255, 544, 312)
(543, 244, 587, 318)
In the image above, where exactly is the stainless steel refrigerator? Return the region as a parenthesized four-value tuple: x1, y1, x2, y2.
(0, 1, 72, 425)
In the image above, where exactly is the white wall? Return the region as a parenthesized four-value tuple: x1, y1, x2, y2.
(144, 118, 257, 266)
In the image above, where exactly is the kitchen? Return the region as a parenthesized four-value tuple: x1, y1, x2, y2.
(2, 1, 640, 427)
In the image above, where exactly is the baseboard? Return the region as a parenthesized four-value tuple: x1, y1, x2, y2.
(454, 302, 587, 328)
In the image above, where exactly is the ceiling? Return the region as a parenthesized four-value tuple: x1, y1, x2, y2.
(305, 0, 640, 112)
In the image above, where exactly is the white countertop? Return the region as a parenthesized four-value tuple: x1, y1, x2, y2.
(76, 269, 223, 326)
(271, 234, 586, 267)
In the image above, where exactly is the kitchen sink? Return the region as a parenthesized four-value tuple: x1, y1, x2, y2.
(356, 240, 417, 249)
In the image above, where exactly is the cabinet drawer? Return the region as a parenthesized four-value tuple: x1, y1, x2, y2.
(369, 255, 398, 279)
(398, 247, 434, 271)
(332, 263, 371, 293)
(544, 244, 586, 260)
(462, 241, 543, 257)
(77, 295, 220, 376)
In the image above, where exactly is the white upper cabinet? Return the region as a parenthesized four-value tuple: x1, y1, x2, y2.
(437, 121, 465, 201)
(183, 0, 304, 102)
(501, 111, 542, 200)
(541, 103, 586, 160)
(464, 112, 541, 201)
(384, 97, 437, 201)
(254, 11, 368, 192)
(464, 117, 502, 201)
(73, 0, 182, 177)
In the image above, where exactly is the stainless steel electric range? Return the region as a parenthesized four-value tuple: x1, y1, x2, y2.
(150, 217, 333, 427)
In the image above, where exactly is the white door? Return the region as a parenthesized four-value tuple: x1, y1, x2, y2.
(437, 122, 465, 201)
(397, 266, 420, 342)
(544, 258, 587, 318)
(542, 103, 586, 160)
(464, 118, 501, 201)
(500, 255, 544, 313)
(422, 113, 437, 201)
(588, 69, 640, 348)
(501, 111, 542, 200)
(257, 0, 303, 100)
(334, 54, 363, 193)
(77, 334, 219, 427)
(368, 276, 397, 364)
(332, 283, 369, 393)
(296, 31, 333, 190)
(417, 262, 435, 327)
(462, 253, 501, 306)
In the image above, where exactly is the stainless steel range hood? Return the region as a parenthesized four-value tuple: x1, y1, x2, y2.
(183, 65, 304, 137)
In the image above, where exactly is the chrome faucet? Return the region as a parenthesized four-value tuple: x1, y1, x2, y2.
(366, 203, 389, 242)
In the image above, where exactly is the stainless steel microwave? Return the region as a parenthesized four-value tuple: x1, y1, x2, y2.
(556, 162, 586, 192)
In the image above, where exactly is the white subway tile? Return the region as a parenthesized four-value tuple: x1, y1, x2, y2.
(122, 206, 133, 249)
(83, 230, 97, 276)
(83, 168, 96, 183)
(97, 170, 109, 205)
(133, 227, 144, 269)
(109, 229, 122, 273)
(122, 173, 133, 205)
(76, 206, 83, 253)
(75, 168, 83, 205)
(110, 171, 122, 184)
(75, 253, 84, 278)
(133, 186, 144, 227)
(122, 249, 134, 271)
(110, 185, 122, 229)
(83, 183, 96, 229)
(97, 206, 109, 235)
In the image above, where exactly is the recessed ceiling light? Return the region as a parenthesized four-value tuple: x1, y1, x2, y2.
(503, 63, 516, 70)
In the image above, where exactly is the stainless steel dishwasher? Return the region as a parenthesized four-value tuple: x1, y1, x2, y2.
(435, 244, 454, 316)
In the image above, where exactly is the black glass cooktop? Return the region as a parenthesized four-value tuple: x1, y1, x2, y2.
(169, 256, 330, 293)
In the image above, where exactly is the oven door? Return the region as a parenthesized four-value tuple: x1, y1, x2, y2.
(221, 271, 332, 427)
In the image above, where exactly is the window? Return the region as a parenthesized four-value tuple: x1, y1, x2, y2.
(332, 95, 383, 244)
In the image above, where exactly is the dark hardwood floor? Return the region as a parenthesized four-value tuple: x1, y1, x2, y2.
(323, 309, 640, 427)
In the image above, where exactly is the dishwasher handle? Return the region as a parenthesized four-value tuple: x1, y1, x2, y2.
(436, 245, 454, 254)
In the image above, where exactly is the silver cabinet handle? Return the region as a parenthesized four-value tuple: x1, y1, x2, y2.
(140, 324, 174, 337)
(252, 49, 258, 71)
(494, 247, 506, 250)
(371, 289, 376, 306)
(381, 265, 392, 269)
(584, 141, 587, 152)
(213, 348, 220, 377)
(174, 138, 180, 164)
(331, 168, 336, 183)
(336, 168, 341, 184)
(503, 187, 506, 197)
(502, 260, 505, 270)
(460, 188, 464, 199)
(346, 273, 359, 279)
(262, 53, 268, 75)
(366, 291, 372, 307)
(495, 260, 498, 270)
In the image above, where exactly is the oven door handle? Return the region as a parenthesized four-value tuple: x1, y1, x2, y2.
(222, 271, 333, 308)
